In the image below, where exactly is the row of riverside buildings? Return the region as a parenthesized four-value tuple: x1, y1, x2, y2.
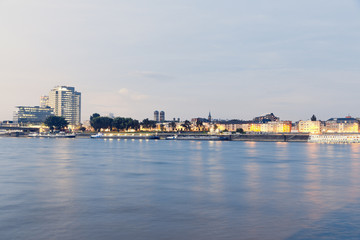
(147, 113, 360, 134)
(213, 115, 360, 134)
(13, 86, 81, 127)
(8, 92, 360, 135)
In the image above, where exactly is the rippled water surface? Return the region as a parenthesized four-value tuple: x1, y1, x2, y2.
(1, 138, 360, 239)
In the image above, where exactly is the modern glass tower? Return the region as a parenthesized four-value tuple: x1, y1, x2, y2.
(49, 86, 81, 126)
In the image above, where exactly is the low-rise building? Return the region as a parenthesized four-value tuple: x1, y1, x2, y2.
(253, 113, 279, 123)
(250, 123, 262, 132)
(298, 120, 322, 134)
(260, 121, 292, 133)
(14, 106, 54, 124)
(215, 120, 251, 132)
(325, 117, 359, 133)
(216, 120, 291, 133)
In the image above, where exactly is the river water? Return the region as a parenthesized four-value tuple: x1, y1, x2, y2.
(1, 138, 360, 240)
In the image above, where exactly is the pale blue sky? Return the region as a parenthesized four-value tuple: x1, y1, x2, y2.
(1, 0, 360, 122)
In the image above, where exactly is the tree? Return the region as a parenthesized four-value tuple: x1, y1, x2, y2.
(113, 117, 126, 131)
(169, 121, 177, 131)
(124, 118, 133, 130)
(91, 117, 102, 132)
(311, 115, 317, 121)
(44, 116, 68, 131)
(100, 117, 113, 131)
(90, 113, 100, 121)
(132, 120, 140, 131)
(181, 120, 192, 131)
(236, 128, 245, 134)
(160, 124, 165, 132)
(196, 119, 203, 131)
(141, 118, 157, 129)
(90, 113, 101, 131)
(91, 116, 113, 132)
(112, 117, 140, 132)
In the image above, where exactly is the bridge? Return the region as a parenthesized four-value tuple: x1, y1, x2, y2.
(0, 125, 40, 132)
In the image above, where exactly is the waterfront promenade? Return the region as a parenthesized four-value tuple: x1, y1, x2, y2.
(1, 131, 310, 142)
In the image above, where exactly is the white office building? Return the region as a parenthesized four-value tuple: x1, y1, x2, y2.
(49, 86, 81, 126)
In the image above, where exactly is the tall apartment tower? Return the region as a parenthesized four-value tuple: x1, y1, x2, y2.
(49, 86, 81, 126)
(160, 111, 165, 123)
(154, 110, 159, 122)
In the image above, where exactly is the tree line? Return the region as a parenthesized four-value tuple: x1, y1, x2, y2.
(43, 113, 237, 133)
(90, 113, 158, 132)
(42, 114, 194, 132)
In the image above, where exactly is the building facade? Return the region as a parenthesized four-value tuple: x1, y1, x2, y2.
(160, 111, 165, 122)
(49, 86, 81, 126)
(40, 95, 50, 108)
(14, 106, 54, 124)
(253, 113, 279, 123)
(259, 121, 292, 133)
(216, 121, 291, 133)
(298, 120, 322, 134)
(154, 111, 159, 122)
(325, 118, 359, 133)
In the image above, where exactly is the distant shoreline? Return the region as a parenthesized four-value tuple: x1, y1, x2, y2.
(1, 132, 310, 142)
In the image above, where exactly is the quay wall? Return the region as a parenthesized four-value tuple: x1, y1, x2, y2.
(3, 132, 310, 142)
(230, 134, 309, 142)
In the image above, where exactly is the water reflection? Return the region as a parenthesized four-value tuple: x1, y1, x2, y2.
(243, 142, 261, 227)
(40, 140, 76, 201)
(244, 141, 258, 157)
(273, 142, 290, 192)
(349, 145, 360, 200)
(1, 139, 360, 240)
(302, 143, 360, 224)
(304, 143, 323, 217)
(206, 142, 225, 201)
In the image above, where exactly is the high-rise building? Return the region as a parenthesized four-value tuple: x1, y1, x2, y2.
(14, 106, 54, 124)
(40, 95, 50, 108)
(49, 86, 81, 126)
(160, 111, 165, 122)
(154, 110, 159, 122)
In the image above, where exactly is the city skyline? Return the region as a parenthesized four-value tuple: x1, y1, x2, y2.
(1, 1, 360, 122)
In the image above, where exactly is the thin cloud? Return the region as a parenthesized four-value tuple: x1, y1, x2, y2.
(128, 71, 174, 81)
(118, 88, 149, 101)
(118, 88, 129, 95)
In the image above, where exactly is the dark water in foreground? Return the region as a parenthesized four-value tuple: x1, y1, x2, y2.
(1, 138, 360, 240)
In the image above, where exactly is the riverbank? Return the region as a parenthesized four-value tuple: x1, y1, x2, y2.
(69, 132, 311, 142)
(1, 132, 310, 142)
(230, 133, 309, 142)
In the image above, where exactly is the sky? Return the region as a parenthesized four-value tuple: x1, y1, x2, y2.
(1, 0, 360, 122)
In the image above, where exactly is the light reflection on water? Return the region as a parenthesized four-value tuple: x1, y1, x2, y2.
(1, 138, 360, 239)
